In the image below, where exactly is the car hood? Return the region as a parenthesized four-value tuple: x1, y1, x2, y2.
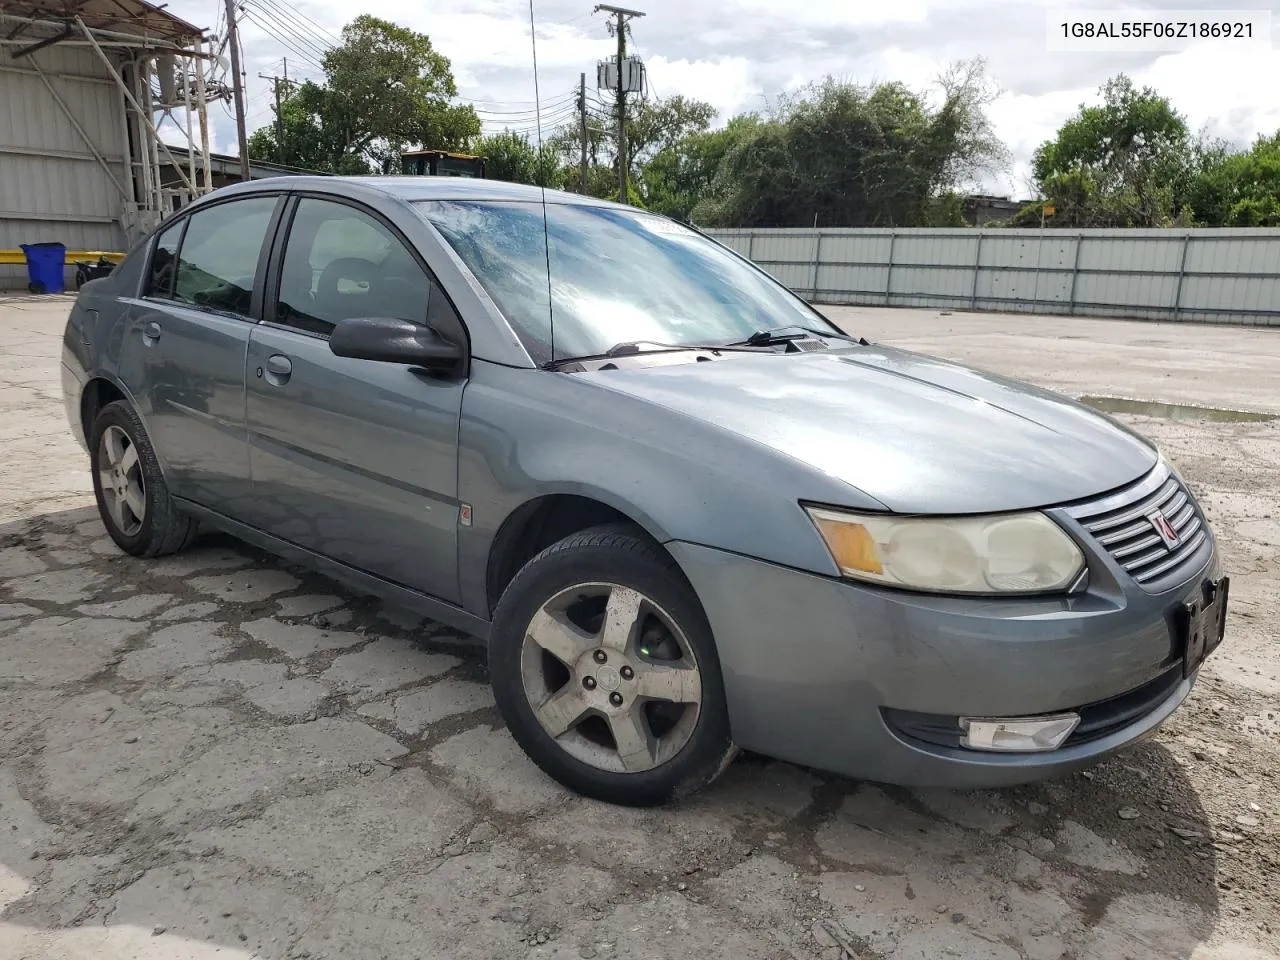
(578, 345, 1158, 514)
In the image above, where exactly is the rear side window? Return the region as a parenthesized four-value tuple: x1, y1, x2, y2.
(144, 219, 183, 298)
(171, 196, 279, 316)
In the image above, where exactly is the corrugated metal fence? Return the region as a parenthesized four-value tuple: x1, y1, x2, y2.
(706, 227, 1280, 326)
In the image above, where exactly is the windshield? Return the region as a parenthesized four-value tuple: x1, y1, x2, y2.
(416, 199, 838, 365)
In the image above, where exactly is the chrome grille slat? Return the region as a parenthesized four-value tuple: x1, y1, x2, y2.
(1097, 517, 1154, 547)
(1134, 529, 1207, 583)
(1124, 543, 1172, 571)
(1084, 479, 1179, 534)
(1071, 468, 1210, 590)
(1169, 501, 1194, 530)
(1113, 533, 1163, 561)
(1176, 514, 1203, 542)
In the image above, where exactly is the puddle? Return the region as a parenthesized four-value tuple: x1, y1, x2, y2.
(1078, 395, 1276, 423)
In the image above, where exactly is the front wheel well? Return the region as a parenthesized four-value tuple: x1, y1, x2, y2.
(80, 378, 126, 442)
(486, 495, 656, 615)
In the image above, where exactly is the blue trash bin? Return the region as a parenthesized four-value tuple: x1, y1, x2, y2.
(20, 242, 67, 294)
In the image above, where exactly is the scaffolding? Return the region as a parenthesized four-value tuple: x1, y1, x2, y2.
(0, 0, 227, 243)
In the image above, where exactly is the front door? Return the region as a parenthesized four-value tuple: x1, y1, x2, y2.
(120, 194, 282, 510)
(243, 195, 467, 604)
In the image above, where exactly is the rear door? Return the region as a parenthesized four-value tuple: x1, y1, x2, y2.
(242, 194, 468, 603)
(122, 194, 283, 511)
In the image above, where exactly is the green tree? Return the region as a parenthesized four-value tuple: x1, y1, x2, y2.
(1032, 75, 1195, 227)
(472, 130, 560, 186)
(548, 93, 716, 204)
(1189, 132, 1280, 226)
(691, 59, 1006, 227)
(642, 116, 760, 221)
(247, 15, 479, 174)
(625, 95, 717, 168)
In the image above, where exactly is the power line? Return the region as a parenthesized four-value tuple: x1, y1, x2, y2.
(251, 0, 336, 50)
(459, 89, 577, 110)
(242, 2, 332, 67)
(238, 9, 322, 63)
(242, 0, 333, 62)
(239, 8, 327, 73)
(472, 95, 577, 119)
(256, 0, 340, 45)
(547, 11, 595, 27)
(487, 102, 580, 125)
(253, 0, 336, 61)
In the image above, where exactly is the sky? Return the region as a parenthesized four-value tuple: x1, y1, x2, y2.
(165, 0, 1280, 197)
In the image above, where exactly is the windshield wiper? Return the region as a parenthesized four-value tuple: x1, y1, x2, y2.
(723, 325, 859, 347)
(544, 340, 766, 370)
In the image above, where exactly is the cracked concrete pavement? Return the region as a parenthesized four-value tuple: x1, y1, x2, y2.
(1, 295, 1278, 960)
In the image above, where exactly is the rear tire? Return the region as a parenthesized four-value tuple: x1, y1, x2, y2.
(90, 399, 199, 557)
(489, 524, 736, 807)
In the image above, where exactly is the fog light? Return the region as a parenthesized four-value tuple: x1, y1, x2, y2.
(959, 713, 1080, 752)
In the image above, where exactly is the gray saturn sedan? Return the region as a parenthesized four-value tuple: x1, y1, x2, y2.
(61, 176, 1228, 806)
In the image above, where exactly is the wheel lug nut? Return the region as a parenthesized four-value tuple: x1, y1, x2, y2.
(593, 650, 607, 664)
(609, 692, 623, 706)
(582, 676, 596, 690)
(620, 666, 634, 680)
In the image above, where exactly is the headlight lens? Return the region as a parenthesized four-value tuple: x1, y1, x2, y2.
(805, 507, 1085, 594)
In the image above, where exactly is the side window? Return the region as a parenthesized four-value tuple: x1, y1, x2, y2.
(172, 196, 279, 316)
(144, 219, 183, 298)
(275, 198, 434, 337)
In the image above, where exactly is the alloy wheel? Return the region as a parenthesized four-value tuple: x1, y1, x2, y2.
(98, 424, 146, 536)
(519, 581, 703, 774)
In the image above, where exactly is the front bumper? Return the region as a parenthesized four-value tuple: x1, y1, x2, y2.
(669, 537, 1217, 788)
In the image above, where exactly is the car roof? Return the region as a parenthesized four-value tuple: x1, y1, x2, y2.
(206, 175, 631, 209)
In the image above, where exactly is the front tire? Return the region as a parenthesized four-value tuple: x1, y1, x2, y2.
(89, 399, 198, 557)
(489, 524, 736, 807)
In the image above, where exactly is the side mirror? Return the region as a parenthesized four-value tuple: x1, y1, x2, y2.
(328, 316, 463, 371)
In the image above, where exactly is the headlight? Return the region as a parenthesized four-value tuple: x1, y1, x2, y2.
(804, 507, 1085, 595)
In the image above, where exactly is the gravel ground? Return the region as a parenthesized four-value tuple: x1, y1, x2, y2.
(0, 296, 1276, 960)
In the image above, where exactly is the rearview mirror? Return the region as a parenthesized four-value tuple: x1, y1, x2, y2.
(329, 317, 463, 371)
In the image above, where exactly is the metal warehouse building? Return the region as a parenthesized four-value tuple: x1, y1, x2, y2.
(1, 0, 218, 288)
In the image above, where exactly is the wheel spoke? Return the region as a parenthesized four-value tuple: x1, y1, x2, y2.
(527, 607, 593, 667)
(599, 586, 644, 654)
(608, 706, 658, 772)
(123, 483, 146, 521)
(103, 427, 126, 468)
(118, 443, 139, 475)
(534, 685, 590, 739)
(635, 664, 701, 705)
(98, 469, 115, 492)
(106, 491, 129, 530)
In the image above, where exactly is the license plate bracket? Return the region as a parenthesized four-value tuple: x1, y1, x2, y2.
(1181, 576, 1229, 678)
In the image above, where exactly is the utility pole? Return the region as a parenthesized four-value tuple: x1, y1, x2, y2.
(578, 71, 588, 193)
(224, 0, 250, 181)
(595, 4, 644, 204)
(258, 58, 291, 165)
(194, 38, 213, 194)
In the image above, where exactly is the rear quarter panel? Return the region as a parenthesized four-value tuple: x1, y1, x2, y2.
(60, 248, 150, 451)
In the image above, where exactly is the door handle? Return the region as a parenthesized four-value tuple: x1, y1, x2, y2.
(263, 353, 292, 386)
(142, 320, 161, 344)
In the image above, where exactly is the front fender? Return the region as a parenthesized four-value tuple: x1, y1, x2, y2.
(456, 362, 878, 618)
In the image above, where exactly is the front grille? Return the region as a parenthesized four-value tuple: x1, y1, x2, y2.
(1064, 464, 1210, 589)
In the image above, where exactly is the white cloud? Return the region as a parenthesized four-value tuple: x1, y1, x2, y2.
(160, 0, 1280, 197)
(642, 56, 757, 119)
